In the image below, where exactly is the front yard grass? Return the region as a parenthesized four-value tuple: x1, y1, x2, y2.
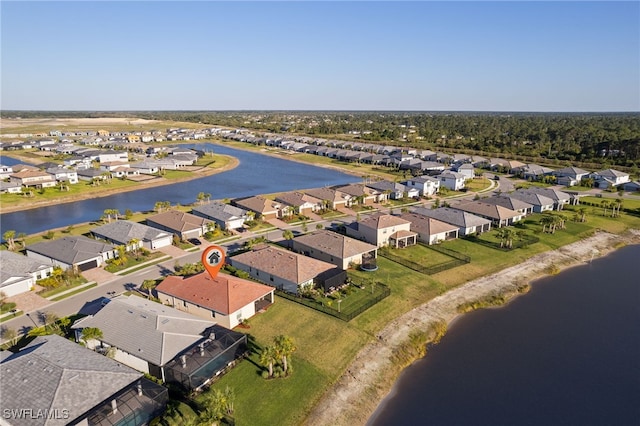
(104, 251, 165, 273)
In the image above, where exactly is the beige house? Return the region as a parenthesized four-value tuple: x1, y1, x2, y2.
(291, 229, 378, 270)
(232, 196, 285, 220)
(303, 187, 353, 210)
(146, 210, 212, 240)
(228, 244, 346, 293)
(275, 191, 323, 216)
(452, 201, 524, 228)
(346, 213, 417, 248)
(399, 212, 459, 244)
(9, 170, 56, 188)
(156, 272, 274, 329)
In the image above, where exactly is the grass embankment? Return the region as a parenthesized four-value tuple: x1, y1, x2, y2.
(0, 153, 235, 213)
(200, 205, 640, 425)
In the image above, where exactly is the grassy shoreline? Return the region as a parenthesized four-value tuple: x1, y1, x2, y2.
(0, 153, 239, 214)
(305, 230, 640, 426)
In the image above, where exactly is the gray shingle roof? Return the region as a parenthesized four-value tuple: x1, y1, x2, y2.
(411, 207, 491, 228)
(72, 296, 215, 366)
(482, 195, 534, 212)
(292, 229, 377, 259)
(91, 220, 170, 246)
(0, 335, 142, 426)
(0, 251, 51, 288)
(191, 201, 248, 222)
(26, 236, 115, 265)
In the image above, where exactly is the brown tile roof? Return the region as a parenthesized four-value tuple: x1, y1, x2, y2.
(230, 245, 336, 284)
(10, 170, 53, 179)
(293, 230, 377, 258)
(156, 272, 273, 315)
(303, 187, 350, 203)
(233, 196, 280, 214)
(275, 191, 322, 208)
(453, 201, 521, 220)
(359, 213, 411, 230)
(399, 212, 459, 236)
(146, 210, 211, 232)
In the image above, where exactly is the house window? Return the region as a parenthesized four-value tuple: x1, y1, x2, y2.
(183, 300, 187, 307)
(270, 276, 274, 282)
(211, 311, 216, 318)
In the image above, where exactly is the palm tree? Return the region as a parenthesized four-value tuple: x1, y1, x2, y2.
(259, 345, 278, 378)
(282, 229, 294, 240)
(577, 207, 587, 223)
(3, 230, 16, 251)
(141, 280, 156, 299)
(128, 238, 140, 257)
(80, 327, 103, 349)
(540, 215, 554, 234)
(199, 388, 226, 426)
(274, 335, 296, 374)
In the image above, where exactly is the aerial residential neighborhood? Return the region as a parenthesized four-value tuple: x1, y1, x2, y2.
(1, 118, 638, 426)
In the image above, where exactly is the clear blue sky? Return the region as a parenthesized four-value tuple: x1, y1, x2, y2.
(1, 1, 638, 112)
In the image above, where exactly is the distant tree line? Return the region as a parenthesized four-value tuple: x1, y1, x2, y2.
(3, 110, 638, 168)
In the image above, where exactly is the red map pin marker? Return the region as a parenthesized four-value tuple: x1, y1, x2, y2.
(202, 245, 225, 279)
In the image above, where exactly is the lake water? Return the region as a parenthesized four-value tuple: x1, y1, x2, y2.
(369, 244, 640, 426)
(0, 144, 358, 234)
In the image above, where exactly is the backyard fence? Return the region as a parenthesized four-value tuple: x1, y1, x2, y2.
(379, 243, 470, 275)
(276, 281, 390, 322)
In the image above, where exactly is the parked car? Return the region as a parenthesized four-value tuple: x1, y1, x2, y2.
(188, 238, 202, 246)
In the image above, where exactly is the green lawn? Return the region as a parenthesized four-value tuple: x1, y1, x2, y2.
(382, 244, 458, 266)
(104, 251, 165, 273)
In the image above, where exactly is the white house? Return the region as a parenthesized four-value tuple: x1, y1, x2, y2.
(404, 175, 440, 196)
(438, 171, 466, 191)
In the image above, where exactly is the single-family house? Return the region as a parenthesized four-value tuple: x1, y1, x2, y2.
(72, 296, 247, 390)
(403, 175, 441, 196)
(192, 201, 250, 230)
(9, 170, 57, 188)
(451, 200, 524, 228)
(452, 163, 475, 180)
(481, 195, 534, 215)
(0, 164, 13, 179)
(335, 183, 382, 205)
(0, 334, 168, 426)
(303, 187, 353, 210)
(97, 150, 129, 163)
(622, 181, 640, 192)
(46, 166, 78, 184)
(156, 272, 274, 329)
(507, 191, 555, 213)
(398, 212, 459, 244)
(92, 220, 173, 250)
(232, 196, 285, 220)
(275, 191, 324, 216)
(514, 164, 554, 181)
(411, 207, 492, 236)
(592, 169, 630, 189)
(76, 168, 108, 182)
(26, 236, 118, 271)
(346, 213, 417, 248)
(366, 180, 418, 200)
(520, 187, 572, 209)
(228, 244, 346, 293)
(0, 181, 22, 194)
(146, 210, 212, 240)
(552, 167, 590, 187)
(0, 251, 53, 297)
(291, 229, 378, 270)
(438, 171, 466, 191)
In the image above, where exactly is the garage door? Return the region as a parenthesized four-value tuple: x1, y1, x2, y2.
(78, 259, 99, 271)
